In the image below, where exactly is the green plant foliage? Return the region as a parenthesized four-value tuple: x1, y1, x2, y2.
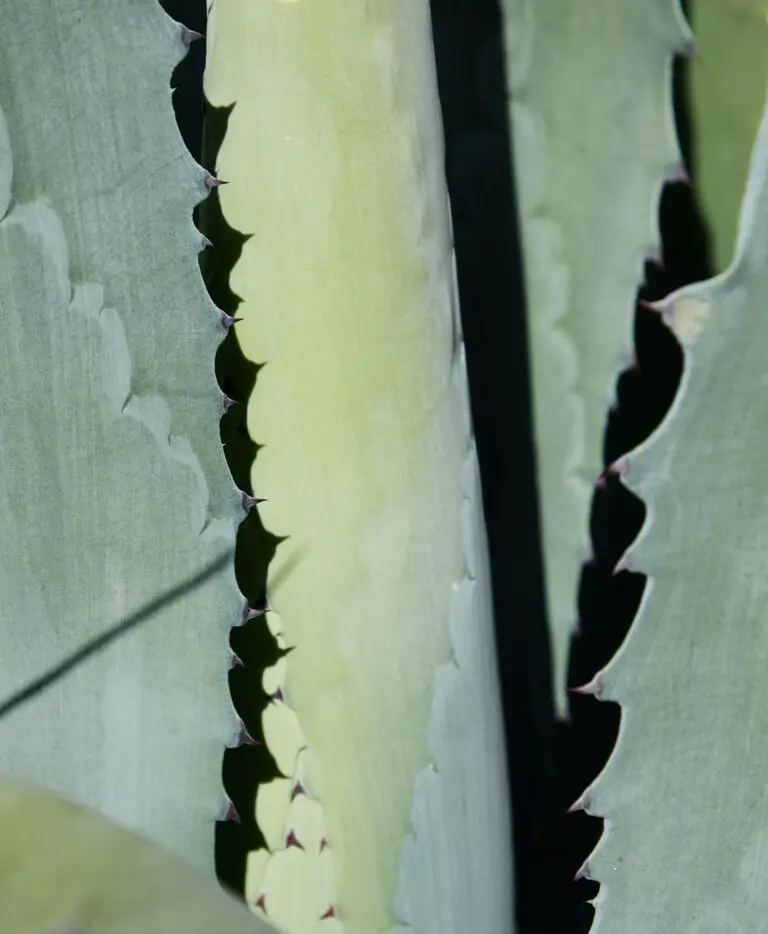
(0, 0, 241, 874)
(581, 84, 768, 934)
(689, 0, 768, 271)
(0, 778, 277, 933)
(501, 0, 691, 715)
(205, 1, 514, 931)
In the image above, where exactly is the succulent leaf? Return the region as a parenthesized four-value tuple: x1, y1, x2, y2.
(205, 2, 514, 932)
(501, 0, 690, 714)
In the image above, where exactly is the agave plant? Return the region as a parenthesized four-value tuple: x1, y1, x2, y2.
(503, 0, 768, 931)
(0, 0, 513, 932)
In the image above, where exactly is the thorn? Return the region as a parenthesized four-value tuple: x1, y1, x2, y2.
(291, 781, 306, 801)
(285, 829, 304, 850)
(638, 297, 664, 314)
(204, 174, 229, 190)
(607, 455, 630, 480)
(320, 906, 337, 920)
(573, 859, 592, 882)
(570, 618, 582, 639)
(236, 723, 262, 746)
(220, 311, 243, 331)
(677, 37, 697, 58)
(225, 800, 241, 823)
(181, 26, 205, 47)
(568, 672, 604, 699)
(222, 394, 238, 412)
(269, 686, 284, 703)
(319, 836, 329, 852)
(254, 894, 267, 914)
(243, 603, 268, 622)
(579, 544, 596, 567)
(242, 492, 266, 512)
(200, 234, 214, 250)
(596, 455, 629, 489)
(668, 161, 691, 186)
(229, 651, 244, 668)
(613, 553, 633, 576)
(565, 790, 591, 814)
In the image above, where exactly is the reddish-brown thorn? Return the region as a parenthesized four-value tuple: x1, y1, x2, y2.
(254, 894, 267, 914)
(597, 455, 629, 490)
(285, 829, 304, 850)
(225, 800, 241, 823)
(269, 686, 284, 703)
(220, 311, 242, 330)
(320, 906, 337, 920)
(237, 723, 262, 746)
(608, 455, 630, 479)
(204, 174, 228, 190)
(182, 27, 205, 47)
(568, 672, 603, 699)
(243, 603, 268, 622)
(565, 791, 591, 814)
(573, 859, 592, 882)
(242, 492, 266, 512)
(291, 781, 306, 801)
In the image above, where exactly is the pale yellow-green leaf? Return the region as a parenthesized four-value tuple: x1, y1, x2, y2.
(0, 778, 277, 934)
(689, 0, 768, 271)
(205, 2, 513, 933)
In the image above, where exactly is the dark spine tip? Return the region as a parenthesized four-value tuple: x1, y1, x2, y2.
(181, 26, 205, 48)
(220, 311, 243, 331)
(285, 829, 304, 850)
(205, 174, 229, 190)
(565, 791, 591, 814)
(225, 800, 241, 823)
(242, 492, 266, 512)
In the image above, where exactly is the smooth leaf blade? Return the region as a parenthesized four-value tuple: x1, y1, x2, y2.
(205, 2, 514, 932)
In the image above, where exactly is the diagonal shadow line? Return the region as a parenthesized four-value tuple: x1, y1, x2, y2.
(0, 548, 235, 721)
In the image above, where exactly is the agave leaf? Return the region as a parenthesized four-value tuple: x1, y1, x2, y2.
(0, 0, 241, 873)
(501, 0, 690, 714)
(689, 0, 768, 271)
(583, 83, 768, 934)
(204, 2, 514, 933)
(0, 777, 277, 934)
